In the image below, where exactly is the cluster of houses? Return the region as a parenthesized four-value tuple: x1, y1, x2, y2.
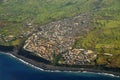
(23, 13, 97, 65)
(0, 21, 36, 44)
(0, 34, 15, 42)
(62, 49, 97, 65)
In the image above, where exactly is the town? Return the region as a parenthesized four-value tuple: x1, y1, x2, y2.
(23, 13, 97, 65)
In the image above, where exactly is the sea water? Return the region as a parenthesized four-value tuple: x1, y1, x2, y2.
(0, 52, 120, 80)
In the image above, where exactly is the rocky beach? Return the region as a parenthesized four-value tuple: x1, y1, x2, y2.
(0, 13, 120, 76)
(0, 45, 120, 77)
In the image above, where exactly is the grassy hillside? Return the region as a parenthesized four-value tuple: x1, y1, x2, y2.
(74, 0, 120, 68)
(0, 0, 120, 67)
(0, 0, 99, 46)
(0, 0, 97, 23)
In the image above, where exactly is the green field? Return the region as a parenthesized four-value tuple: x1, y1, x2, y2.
(0, 0, 120, 68)
(0, 0, 98, 46)
(74, 0, 120, 68)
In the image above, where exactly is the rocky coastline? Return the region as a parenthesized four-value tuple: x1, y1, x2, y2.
(0, 12, 120, 77)
(0, 45, 120, 76)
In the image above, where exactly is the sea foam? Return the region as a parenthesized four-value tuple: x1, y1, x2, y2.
(1, 52, 119, 78)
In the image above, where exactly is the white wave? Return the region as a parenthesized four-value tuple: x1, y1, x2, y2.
(97, 72, 120, 78)
(82, 71, 120, 78)
(1, 51, 119, 78)
(48, 70, 118, 78)
(17, 57, 44, 71)
(1, 52, 44, 71)
(45, 70, 61, 73)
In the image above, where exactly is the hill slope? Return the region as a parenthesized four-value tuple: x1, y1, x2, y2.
(74, 0, 120, 67)
(0, 0, 98, 46)
(0, 0, 120, 68)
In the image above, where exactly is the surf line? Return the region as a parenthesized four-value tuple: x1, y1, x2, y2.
(1, 51, 119, 78)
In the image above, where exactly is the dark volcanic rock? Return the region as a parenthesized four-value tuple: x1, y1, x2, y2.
(0, 45, 14, 52)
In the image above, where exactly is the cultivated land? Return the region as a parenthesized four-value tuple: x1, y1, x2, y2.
(0, 0, 120, 69)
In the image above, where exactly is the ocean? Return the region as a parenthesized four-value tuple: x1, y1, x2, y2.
(0, 52, 119, 80)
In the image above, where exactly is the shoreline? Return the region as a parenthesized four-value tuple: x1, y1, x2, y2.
(0, 45, 120, 77)
(1, 51, 120, 78)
